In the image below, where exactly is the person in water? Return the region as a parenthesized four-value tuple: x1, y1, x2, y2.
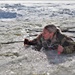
(24, 24, 75, 54)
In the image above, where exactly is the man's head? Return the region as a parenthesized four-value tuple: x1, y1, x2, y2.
(42, 24, 57, 40)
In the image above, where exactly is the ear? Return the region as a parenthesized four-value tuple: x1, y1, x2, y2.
(49, 32, 54, 37)
(51, 32, 54, 35)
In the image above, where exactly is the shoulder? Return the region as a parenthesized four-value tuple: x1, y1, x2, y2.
(57, 32, 65, 40)
(37, 33, 42, 39)
(57, 32, 73, 41)
(36, 33, 44, 42)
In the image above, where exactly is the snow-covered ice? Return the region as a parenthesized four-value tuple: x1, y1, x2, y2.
(0, 1, 75, 75)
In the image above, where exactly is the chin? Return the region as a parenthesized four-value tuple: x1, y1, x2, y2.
(44, 38, 49, 40)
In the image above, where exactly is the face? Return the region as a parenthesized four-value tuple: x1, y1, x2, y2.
(42, 29, 54, 40)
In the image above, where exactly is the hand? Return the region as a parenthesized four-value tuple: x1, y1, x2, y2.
(24, 38, 29, 45)
(57, 45, 64, 54)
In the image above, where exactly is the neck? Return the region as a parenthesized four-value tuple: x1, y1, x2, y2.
(50, 35, 53, 40)
(50, 33, 56, 40)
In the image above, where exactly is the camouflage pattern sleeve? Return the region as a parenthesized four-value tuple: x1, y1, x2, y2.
(33, 34, 43, 51)
(61, 36, 75, 54)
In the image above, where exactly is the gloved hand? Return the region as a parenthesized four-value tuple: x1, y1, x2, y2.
(24, 39, 29, 45)
(24, 38, 37, 45)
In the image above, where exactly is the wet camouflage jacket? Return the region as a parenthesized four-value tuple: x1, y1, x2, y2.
(33, 32, 75, 54)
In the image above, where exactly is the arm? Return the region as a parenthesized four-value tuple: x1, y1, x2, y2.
(24, 34, 42, 51)
(57, 36, 74, 54)
(24, 38, 37, 45)
(24, 34, 42, 45)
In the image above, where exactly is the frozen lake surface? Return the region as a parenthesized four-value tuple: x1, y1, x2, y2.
(0, 2, 75, 75)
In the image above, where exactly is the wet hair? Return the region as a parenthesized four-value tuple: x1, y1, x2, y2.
(44, 24, 62, 34)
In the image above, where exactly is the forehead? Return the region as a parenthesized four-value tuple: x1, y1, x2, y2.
(43, 29, 49, 33)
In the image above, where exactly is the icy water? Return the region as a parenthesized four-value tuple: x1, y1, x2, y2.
(0, 2, 75, 75)
(0, 2, 75, 43)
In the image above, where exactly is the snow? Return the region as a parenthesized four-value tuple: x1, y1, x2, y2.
(0, 2, 75, 75)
